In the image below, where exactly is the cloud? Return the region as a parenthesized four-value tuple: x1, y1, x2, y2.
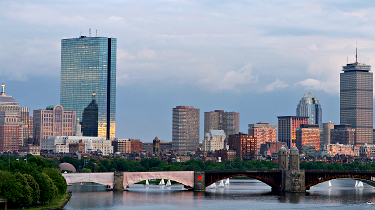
(107, 16, 123, 22)
(294, 79, 337, 94)
(261, 79, 289, 93)
(197, 63, 258, 91)
(138, 49, 157, 59)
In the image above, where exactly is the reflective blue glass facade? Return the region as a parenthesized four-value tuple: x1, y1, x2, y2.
(61, 36, 116, 140)
(296, 92, 322, 128)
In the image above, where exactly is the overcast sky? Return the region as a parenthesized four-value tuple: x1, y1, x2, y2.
(1, 0, 375, 142)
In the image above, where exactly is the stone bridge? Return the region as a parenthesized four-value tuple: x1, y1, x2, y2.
(62, 147, 375, 192)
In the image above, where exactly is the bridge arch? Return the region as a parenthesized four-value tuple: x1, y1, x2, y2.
(122, 171, 194, 189)
(305, 170, 375, 190)
(62, 172, 114, 188)
(204, 171, 282, 190)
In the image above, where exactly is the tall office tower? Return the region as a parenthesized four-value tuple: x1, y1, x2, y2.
(33, 105, 76, 146)
(340, 51, 373, 145)
(322, 122, 336, 145)
(61, 35, 116, 140)
(296, 92, 322, 128)
(277, 116, 309, 149)
(204, 110, 239, 137)
(248, 122, 277, 155)
(0, 83, 23, 151)
(172, 106, 200, 154)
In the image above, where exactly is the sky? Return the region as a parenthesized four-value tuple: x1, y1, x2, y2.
(1, 0, 375, 142)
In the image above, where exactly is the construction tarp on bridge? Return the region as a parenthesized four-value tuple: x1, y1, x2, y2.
(123, 171, 194, 188)
(62, 172, 114, 188)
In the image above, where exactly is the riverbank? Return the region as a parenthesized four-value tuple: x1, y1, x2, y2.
(23, 193, 72, 210)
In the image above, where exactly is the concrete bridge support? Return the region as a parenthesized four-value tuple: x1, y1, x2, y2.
(279, 146, 305, 192)
(193, 171, 206, 191)
(113, 172, 124, 191)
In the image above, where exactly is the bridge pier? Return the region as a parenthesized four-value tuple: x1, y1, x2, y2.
(281, 170, 305, 192)
(113, 172, 124, 191)
(193, 171, 206, 191)
(279, 146, 306, 192)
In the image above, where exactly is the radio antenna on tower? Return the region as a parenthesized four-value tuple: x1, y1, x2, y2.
(356, 42, 358, 63)
(96, 29, 98, 37)
(89, 28, 91, 37)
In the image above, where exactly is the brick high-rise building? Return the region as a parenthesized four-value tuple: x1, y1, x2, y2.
(33, 105, 75, 146)
(0, 83, 23, 152)
(172, 106, 200, 154)
(296, 124, 320, 154)
(0, 111, 22, 152)
(248, 122, 277, 154)
(277, 116, 309, 149)
(204, 110, 239, 137)
(228, 133, 257, 160)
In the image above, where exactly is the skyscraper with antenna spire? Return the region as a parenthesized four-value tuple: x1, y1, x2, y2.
(340, 46, 373, 145)
(60, 35, 116, 140)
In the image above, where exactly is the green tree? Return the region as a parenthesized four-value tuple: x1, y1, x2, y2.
(43, 168, 67, 195)
(24, 174, 40, 204)
(31, 172, 51, 204)
(43, 172, 58, 201)
(0, 171, 24, 206)
(14, 172, 33, 206)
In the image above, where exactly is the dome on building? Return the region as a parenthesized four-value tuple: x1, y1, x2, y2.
(302, 92, 316, 100)
(279, 146, 287, 152)
(59, 162, 76, 172)
(0, 83, 19, 107)
(290, 146, 299, 155)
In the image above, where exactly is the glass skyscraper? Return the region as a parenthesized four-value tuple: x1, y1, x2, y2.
(61, 36, 116, 140)
(296, 92, 322, 128)
(340, 59, 373, 145)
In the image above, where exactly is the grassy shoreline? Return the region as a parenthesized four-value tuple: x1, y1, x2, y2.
(22, 193, 72, 210)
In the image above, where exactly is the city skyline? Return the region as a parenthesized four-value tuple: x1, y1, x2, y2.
(1, 1, 375, 142)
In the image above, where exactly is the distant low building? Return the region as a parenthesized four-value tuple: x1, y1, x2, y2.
(359, 144, 375, 158)
(322, 143, 356, 156)
(330, 124, 355, 145)
(203, 130, 226, 152)
(260, 142, 285, 157)
(113, 138, 132, 154)
(19, 144, 40, 156)
(41, 136, 113, 155)
(215, 149, 236, 162)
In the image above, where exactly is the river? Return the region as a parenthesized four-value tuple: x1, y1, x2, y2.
(64, 179, 375, 209)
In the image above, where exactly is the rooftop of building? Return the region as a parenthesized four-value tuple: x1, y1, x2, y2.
(342, 62, 371, 72)
(207, 130, 226, 137)
(0, 83, 19, 107)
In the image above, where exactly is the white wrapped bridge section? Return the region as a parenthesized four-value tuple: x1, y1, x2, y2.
(62, 172, 115, 188)
(123, 171, 195, 188)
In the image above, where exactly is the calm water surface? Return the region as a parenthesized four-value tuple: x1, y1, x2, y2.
(64, 179, 375, 210)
